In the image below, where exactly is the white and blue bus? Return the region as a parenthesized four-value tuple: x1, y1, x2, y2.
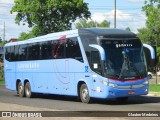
(4, 28, 156, 103)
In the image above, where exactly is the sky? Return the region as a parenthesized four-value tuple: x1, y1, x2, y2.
(0, 0, 146, 41)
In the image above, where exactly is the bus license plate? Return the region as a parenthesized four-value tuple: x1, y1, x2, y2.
(128, 91, 135, 95)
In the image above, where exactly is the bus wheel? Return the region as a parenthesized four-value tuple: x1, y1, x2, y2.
(24, 82, 32, 98)
(116, 97, 128, 102)
(18, 82, 25, 97)
(80, 84, 90, 103)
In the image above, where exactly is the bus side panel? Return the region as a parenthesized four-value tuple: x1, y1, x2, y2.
(48, 72, 75, 96)
(49, 59, 76, 95)
(32, 73, 48, 93)
(4, 62, 16, 90)
(48, 72, 62, 95)
(5, 72, 16, 90)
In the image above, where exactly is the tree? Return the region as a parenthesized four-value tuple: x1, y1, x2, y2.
(11, 0, 91, 38)
(18, 32, 34, 41)
(75, 19, 110, 29)
(137, 28, 154, 45)
(142, 0, 160, 46)
(125, 27, 131, 31)
(141, 0, 160, 65)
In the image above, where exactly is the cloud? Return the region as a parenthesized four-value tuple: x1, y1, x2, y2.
(91, 10, 146, 33)
(0, 0, 31, 41)
(0, 0, 14, 4)
(92, 10, 132, 22)
(128, 0, 145, 3)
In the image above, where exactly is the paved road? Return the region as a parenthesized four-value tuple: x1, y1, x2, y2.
(0, 85, 160, 111)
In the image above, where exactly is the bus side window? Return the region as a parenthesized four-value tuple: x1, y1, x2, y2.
(32, 43, 40, 60)
(10, 46, 15, 61)
(19, 45, 27, 61)
(40, 41, 52, 60)
(52, 40, 65, 59)
(66, 37, 83, 62)
(90, 49, 102, 75)
(27, 43, 40, 60)
(14, 45, 19, 61)
(5, 47, 11, 61)
(27, 44, 32, 60)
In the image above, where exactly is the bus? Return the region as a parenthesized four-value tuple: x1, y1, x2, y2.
(4, 28, 156, 103)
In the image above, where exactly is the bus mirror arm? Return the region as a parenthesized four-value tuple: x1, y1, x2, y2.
(89, 44, 106, 61)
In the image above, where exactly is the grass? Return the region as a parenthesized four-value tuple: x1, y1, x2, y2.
(0, 79, 5, 85)
(0, 70, 4, 85)
(149, 84, 160, 92)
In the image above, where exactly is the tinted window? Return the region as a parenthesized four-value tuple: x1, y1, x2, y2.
(10, 46, 15, 61)
(27, 43, 40, 60)
(14, 45, 19, 61)
(52, 40, 65, 59)
(40, 41, 52, 59)
(5, 37, 83, 62)
(66, 37, 83, 62)
(19, 45, 27, 61)
(5, 47, 11, 61)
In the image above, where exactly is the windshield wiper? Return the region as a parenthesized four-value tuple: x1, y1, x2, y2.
(106, 74, 119, 79)
(118, 51, 142, 79)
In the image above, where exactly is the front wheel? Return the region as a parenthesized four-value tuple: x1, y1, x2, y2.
(80, 84, 90, 104)
(24, 82, 33, 98)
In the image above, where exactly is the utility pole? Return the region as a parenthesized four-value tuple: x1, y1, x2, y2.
(114, 0, 116, 28)
(3, 22, 5, 43)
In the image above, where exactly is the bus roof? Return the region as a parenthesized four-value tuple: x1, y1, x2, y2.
(79, 28, 136, 38)
(5, 29, 78, 46)
(5, 28, 137, 47)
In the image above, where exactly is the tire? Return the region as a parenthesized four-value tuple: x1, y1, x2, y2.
(17, 81, 25, 97)
(80, 84, 90, 103)
(24, 81, 33, 98)
(116, 97, 128, 102)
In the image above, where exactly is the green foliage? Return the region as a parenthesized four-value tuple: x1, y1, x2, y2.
(125, 27, 131, 31)
(0, 80, 5, 85)
(19, 32, 34, 40)
(142, 0, 160, 46)
(137, 28, 153, 45)
(149, 84, 160, 92)
(0, 42, 5, 46)
(11, 0, 91, 38)
(75, 19, 110, 29)
(137, 0, 160, 65)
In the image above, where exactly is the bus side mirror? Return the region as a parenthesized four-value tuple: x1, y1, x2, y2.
(143, 44, 157, 67)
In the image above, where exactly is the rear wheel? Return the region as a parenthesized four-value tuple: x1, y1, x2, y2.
(17, 82, 25, 97)
(24, 82, 33, 98)
(80, 84, 90, 103)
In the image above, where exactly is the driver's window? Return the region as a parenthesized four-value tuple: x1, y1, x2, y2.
(90, 48, 102, 75)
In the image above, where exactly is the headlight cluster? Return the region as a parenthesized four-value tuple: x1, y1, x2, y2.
(143, 80, 149, 85)
(99, 80, 149, 89)
(99, 80, 117, 87)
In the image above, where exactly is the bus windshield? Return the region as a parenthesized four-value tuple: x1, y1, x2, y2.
(100, 39, 147, 80)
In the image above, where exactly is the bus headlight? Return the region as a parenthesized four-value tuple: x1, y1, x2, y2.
(100, 80, 117, 88)
(143, 80, 149, 85)
(103, 81, 108, 85)
(108, 83, 117, 88)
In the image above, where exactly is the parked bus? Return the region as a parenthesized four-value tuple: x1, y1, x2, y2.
(4, 28, 156, 103)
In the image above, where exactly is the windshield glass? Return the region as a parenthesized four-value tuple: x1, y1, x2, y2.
(100, 39, 147, 80)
